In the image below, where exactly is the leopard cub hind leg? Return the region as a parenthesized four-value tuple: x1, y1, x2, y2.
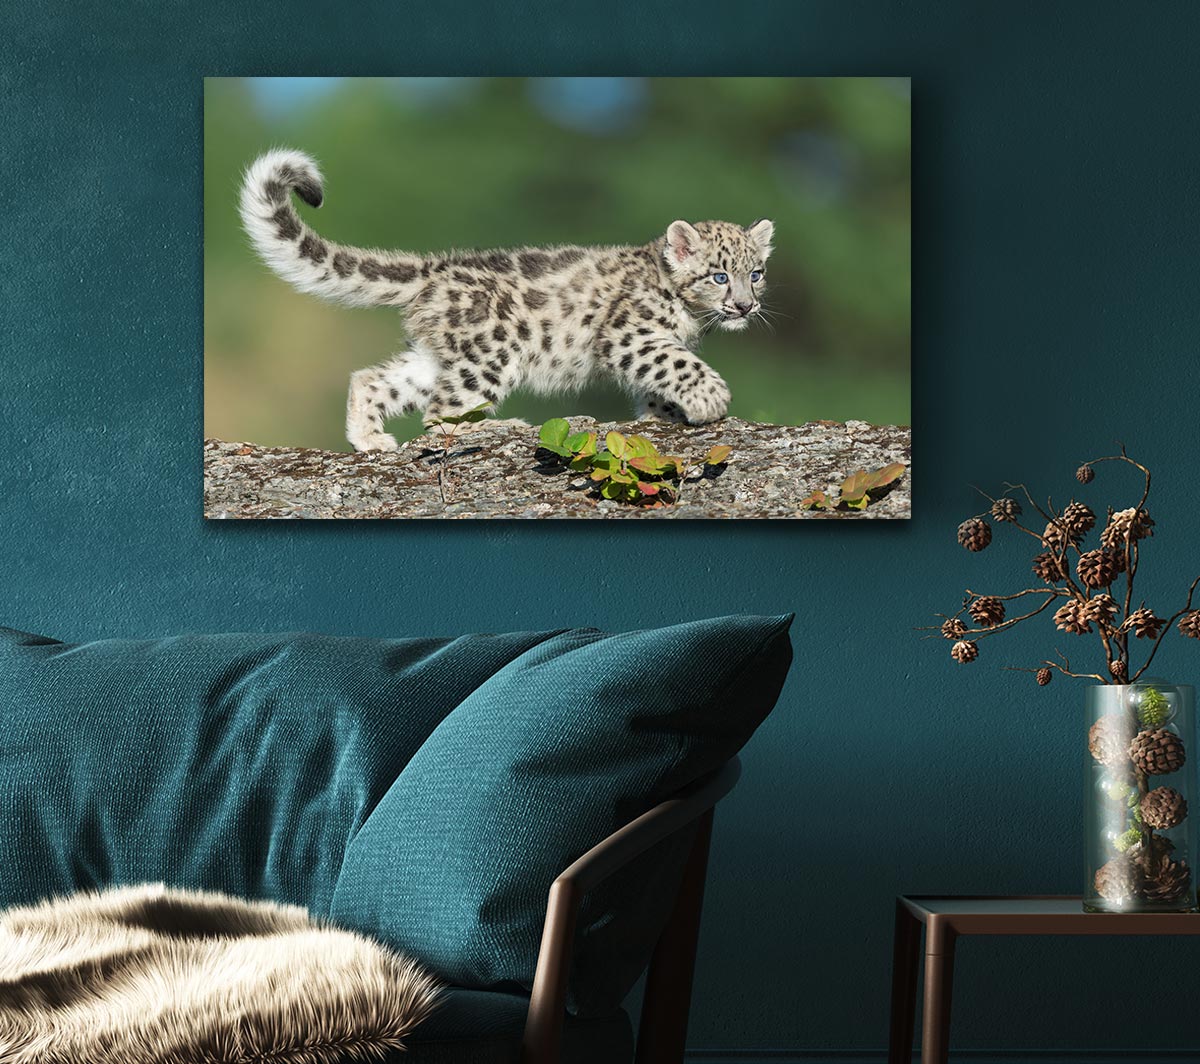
(345, 347, 439, 452)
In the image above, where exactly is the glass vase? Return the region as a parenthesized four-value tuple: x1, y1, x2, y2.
(1085, 681, 1197, 912)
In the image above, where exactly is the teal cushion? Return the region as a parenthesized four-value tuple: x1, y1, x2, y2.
(0, 626, 562, 914)
(329, 614, 793, 1015)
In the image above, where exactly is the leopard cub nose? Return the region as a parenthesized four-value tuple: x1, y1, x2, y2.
(734, 301, 753, 315)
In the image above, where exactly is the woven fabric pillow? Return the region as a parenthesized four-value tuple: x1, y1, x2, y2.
(329, 613, 793, 1014)
(0, 626, 559, 914)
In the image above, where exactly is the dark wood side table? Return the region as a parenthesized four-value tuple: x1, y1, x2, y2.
(889, 895, 1200, 1064)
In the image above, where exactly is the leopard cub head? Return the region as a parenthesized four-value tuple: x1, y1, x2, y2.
(662, 218, 774, 331)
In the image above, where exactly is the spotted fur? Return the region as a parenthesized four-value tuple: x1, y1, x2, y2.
(240, 149, 775, 451)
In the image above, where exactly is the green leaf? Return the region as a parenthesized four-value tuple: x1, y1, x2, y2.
(564, 431, 591, 452)
(539, 418, 570, 449)
(600, 480, 626, 500)
(540, 443, 570, 457)
(839, 470, 871, 503)
(569, 454, 594, 472)
(845, 494, 870, 511)
(629, 456, 665, 476)
(590, 466, 612, 482)
(705, 445, 732, 465)
(605, 431, 627, 459)
(626, 435, 659, 460)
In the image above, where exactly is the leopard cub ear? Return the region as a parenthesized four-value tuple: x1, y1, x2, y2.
(664, 220, 702, 268)
(747, 218, 775, 259)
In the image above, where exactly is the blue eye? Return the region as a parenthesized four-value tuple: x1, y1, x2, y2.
(750, 270, 763, 283)
(711, 272, 728, 285)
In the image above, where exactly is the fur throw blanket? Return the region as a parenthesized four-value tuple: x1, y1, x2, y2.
(0, 884, 441, 1064)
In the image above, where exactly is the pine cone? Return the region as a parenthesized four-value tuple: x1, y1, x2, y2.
(1032, 552, 1065, 583)
(1076, 464, 1095, 484)
(991, 497, 1022, 523)
(1094, 856, 1139, 901)
(1125, 607, 1164, 640)
(1088, 713, 1135, 765)
(1127, 835, 1175, 870)
(1129, 728, 1187, 775)
(951, 640, 978, 664)
(1042, 521, 1072, 551)
(1036, 667, 1052, 686)
(1109, 659, 1128, 680)
(1062, 500, 1096, 537)
(1178, 611, 1200, 640)
(940, 617, 968, 640)
(1139, 853, 1191, 904)
(1054, 600, 1092, 635)
(1077, 550, 1123, 590)
(1101, 507, 1155, 550)
(958, 518, 992, 552)
(969, 596, 1006, 627)
(1141, 787, 1188, 830)
(1083, 594, 1118, 624)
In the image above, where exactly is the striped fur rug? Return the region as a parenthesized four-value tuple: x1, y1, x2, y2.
(0, 883, 440, 1064)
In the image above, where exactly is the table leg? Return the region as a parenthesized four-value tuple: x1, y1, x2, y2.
(920, 922, 956, 1064)
(887, 900, 921, 1064)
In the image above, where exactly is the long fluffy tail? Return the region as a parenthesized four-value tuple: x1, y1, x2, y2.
(238, 149, 425, 308)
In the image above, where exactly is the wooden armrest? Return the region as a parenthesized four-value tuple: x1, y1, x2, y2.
(520, 757, 741, 1064)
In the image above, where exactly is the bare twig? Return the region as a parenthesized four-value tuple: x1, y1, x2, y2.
(1131, 575, 1200, 682)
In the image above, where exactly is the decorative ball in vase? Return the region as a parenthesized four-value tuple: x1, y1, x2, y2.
(925, 448, 1200, 913)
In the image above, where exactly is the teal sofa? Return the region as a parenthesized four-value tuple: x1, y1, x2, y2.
(0, 616, 792, 1063)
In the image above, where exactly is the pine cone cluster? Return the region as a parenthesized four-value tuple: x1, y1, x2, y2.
(1129, 728, 1187, 775)
(1061, 500, 1096, 537)
(1076, 464, 1095, 484)
(1031, 552, 1064, 583)
(1101, 507, 1155, 549)
(1109, 659, 1128, 680)
(1141, 787, 1188, 830)
(969, 596, 1006, 627)
(957, 518, 992, 552)
(1178, 611, 1200, 640)
(1054, 600, 1092, 635)
(1088, 713, 1135, 765)
(1077, 549, 1124, 589)
(1124, 607, 1164, 640)
(951, 640, 978, 663)
(990, 497, 1022, 523)
(1094, 856, 1138, 901)
(1036, 667, 1052, 686)
(940, 617, 967, 640)
(1083, 593, 1118, 624)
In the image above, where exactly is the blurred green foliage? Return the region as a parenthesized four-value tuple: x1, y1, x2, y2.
(204, 77, 910, 450)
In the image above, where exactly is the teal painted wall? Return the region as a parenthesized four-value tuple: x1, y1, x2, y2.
(4, 1, 1200, 1054)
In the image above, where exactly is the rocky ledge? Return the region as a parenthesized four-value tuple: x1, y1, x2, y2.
(203, 416, 911, 520)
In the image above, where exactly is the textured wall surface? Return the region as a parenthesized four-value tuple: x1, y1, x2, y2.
(4, 1, 1200, 1054)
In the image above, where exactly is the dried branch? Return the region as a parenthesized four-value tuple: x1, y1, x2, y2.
(1131, 575, 1200, 682)
(934, 448, 1195, 686)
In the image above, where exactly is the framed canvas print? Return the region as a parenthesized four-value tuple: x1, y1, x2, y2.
(203, 77, 910, 519)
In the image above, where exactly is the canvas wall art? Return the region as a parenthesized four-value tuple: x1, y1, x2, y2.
(203, 77, 911, 519)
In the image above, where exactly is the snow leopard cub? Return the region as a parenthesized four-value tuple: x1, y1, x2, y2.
(240, 149, 774, 452)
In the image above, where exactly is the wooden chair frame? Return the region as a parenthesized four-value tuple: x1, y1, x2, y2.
(519, 757, 742, 1064)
